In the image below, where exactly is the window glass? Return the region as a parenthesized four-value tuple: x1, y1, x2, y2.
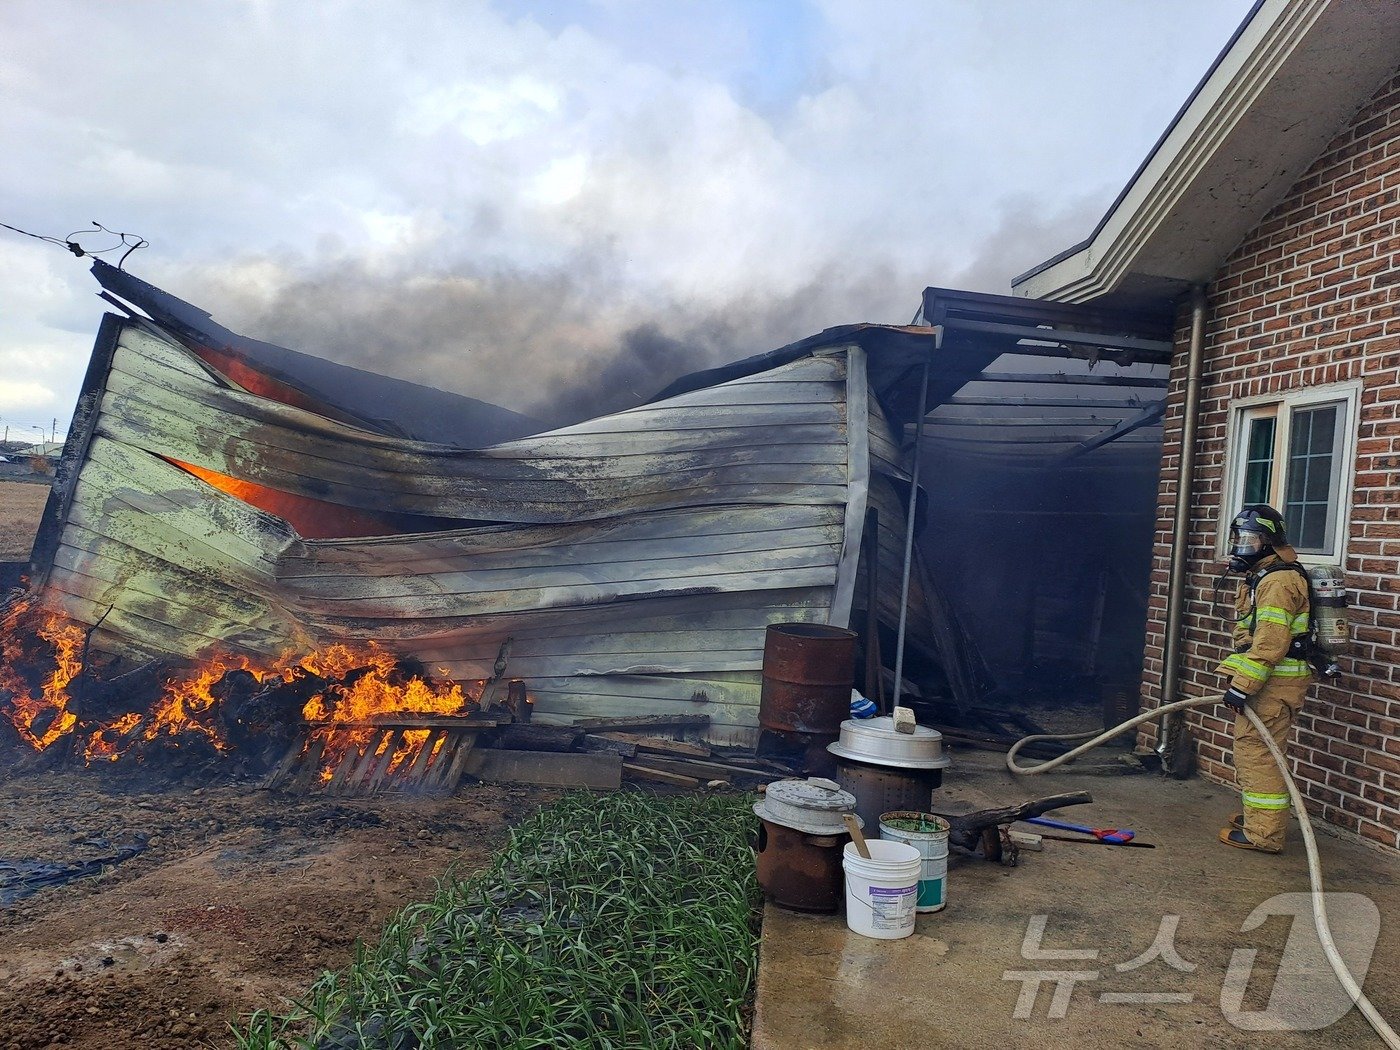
(1285, 404, 1339, 552)
(1243, 416, 1275, 505)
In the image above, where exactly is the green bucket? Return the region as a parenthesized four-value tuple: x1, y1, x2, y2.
(878, 811, 950, 913)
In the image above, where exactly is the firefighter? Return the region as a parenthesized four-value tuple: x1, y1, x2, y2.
(1217, 504, 1312, 853)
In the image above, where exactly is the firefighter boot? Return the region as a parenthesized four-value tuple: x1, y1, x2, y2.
(1229, 685, 1305, 852)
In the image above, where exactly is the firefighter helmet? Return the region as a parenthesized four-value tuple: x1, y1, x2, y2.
(1228, 504, 1288, 571)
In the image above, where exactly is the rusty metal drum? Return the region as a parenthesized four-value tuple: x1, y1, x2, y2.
(758, 623, 858, 767)
(754, 821, 850, 912)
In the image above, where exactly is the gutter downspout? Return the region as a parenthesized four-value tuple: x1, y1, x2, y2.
(1158, 284, 1208, 767)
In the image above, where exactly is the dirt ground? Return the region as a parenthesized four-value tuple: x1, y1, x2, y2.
(0, 478, 560, 1048)
(0, 771, 556, 1049)
(0, 480, 50, 561)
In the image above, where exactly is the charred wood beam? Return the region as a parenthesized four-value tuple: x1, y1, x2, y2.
(939, 318, 1172, 361)
(962, 372, 1168, 389)
(935, 790, 1094, 853)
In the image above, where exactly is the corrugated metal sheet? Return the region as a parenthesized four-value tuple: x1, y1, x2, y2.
(34, 318, 921, 745)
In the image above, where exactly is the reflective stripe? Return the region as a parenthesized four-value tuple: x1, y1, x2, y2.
(1292, 612, 1310, 633)
(1243, 791, 1290, 811)
(1273, 658, 1312, 678)
(1255, 606, 1292, 627)
(1221, 653, 1270, 682)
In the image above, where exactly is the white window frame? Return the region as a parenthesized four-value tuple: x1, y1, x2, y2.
(1219, 379, 1361, 565)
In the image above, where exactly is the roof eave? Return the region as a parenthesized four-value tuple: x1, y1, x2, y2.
(1012, 0, 1400, 306)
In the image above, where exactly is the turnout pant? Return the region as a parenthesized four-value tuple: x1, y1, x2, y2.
(1233, 678, 1309, 851)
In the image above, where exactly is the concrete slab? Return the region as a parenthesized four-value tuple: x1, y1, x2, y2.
(752, 750, 1399, 1049)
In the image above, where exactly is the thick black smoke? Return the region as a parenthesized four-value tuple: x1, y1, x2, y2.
(181, 196, 1102, 430)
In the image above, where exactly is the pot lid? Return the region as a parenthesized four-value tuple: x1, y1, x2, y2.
(753, 777, 863, 835)
(826, 716, 951, 770)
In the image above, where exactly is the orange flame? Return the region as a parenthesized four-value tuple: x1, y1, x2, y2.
(84, 712, 142, 763)
(2, 605, 477, 781)
(0, 600, 84, 750)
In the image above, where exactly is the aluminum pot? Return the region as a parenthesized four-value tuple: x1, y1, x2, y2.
(826, 716, 950, 770)
(752, 777, 863, 836)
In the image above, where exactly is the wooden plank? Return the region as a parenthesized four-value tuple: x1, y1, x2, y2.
(323, 733, 367, 794)
(424, 733, 465, 790)
(623, 755, 783, 781)
(355, 714, 501, 729)
(590, 732, 711, 758)
(290, 734, 327, 793)
(569, 714, 712, 731)
(337, 729, 391, 794)
(464, 749, 623, 790)
(263, 736, 307, 789)
(365, 729, 406, 793)
(401, 728, 444, 784)
(436, 732, 479, 794)
(622, 763, 702, 788)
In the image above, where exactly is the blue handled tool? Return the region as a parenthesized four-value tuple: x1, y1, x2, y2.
(1025, 816, 1136, 844)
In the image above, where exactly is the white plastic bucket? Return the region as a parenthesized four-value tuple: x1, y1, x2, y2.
(842, 839, 921, 939)
(878, 811, 950, 913)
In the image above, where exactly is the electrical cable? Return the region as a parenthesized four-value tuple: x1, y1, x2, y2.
(1006, 694, 1399, 1049)
(0, 220, 147, 268)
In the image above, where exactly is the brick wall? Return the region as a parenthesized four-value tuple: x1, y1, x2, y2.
(1140, 70, 1400, 853)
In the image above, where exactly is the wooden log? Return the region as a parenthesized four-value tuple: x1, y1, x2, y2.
(568, 714, 710, 732)
(577, 735, 638, 758)
(623, 763, 701, 788)
(494, 723, 583, 753)
(464, 749, 622, 790)
(589, 731, 711, 758)
(933, 791, 1093, 854)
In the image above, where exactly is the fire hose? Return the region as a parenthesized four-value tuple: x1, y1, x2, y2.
(1006, 694, 1399, 1049)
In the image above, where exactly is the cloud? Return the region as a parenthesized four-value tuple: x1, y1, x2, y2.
(0, 0, 1255, 434)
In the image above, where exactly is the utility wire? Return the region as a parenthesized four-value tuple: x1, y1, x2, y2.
(0, 219, 148, 269)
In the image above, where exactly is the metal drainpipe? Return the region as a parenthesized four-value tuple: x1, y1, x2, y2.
(892, 328, 939, 710)
(1159, 284, 1208, 752)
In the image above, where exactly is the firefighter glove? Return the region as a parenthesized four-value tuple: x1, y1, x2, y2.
(1222, 686, 1249, 713)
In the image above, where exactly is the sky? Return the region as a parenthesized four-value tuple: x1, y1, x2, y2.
(0, 0, 1255, 436)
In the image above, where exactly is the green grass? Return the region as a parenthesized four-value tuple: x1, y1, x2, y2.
(233, 790, 762, 1049)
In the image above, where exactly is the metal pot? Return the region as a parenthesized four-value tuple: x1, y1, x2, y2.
(826, 716, 950, 770)
(752, 777, 863, 835)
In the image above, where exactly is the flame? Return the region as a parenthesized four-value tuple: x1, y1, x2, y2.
(2, 603, 477, 780)
(0, 600, 84, 750)
(293, 642, 471, 779)
(84, 712, 142, 763)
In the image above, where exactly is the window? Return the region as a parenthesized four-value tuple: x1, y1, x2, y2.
(1222, 382, 1360, 563)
